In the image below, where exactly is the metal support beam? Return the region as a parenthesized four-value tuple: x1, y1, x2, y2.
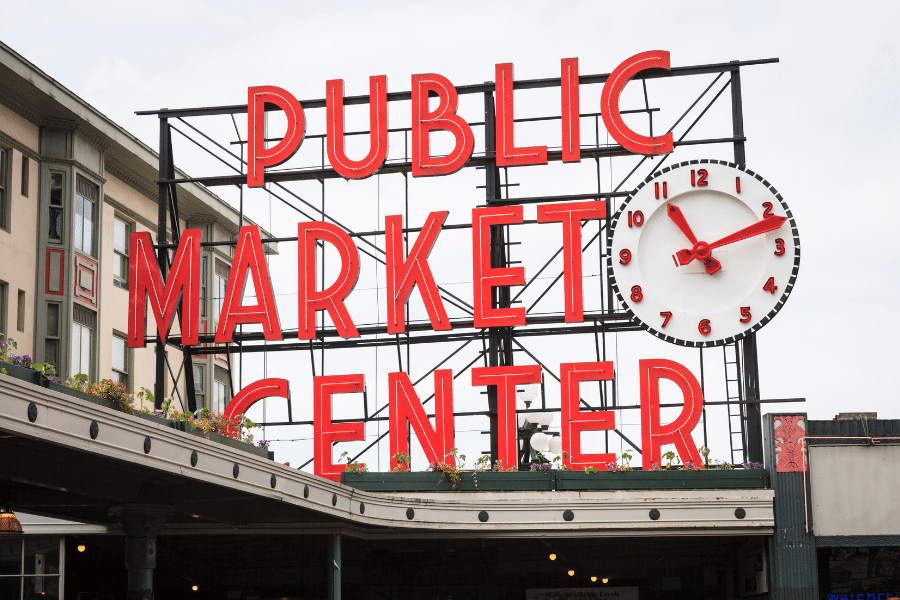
(327, 534, 341, 600)
(109, 504, 170, 600)
(154, 119, 169, 409)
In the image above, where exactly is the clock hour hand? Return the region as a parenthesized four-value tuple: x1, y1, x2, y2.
(666, 203, 698, 245)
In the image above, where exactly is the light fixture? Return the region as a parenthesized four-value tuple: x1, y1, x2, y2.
(591, 576, 597, 582)
(77, 545, 86, 553)
(602, 578, 609, 584)
(192, 585, 198, 591)
(530, 432, 550, 452)
(549, 553, 557, 561)
(568, 570, 575, 577)
(548, 436, 563, 455)
(0, 509, 23, 535)
(528, 412, 545, 426)
(538, 412, 555, 427)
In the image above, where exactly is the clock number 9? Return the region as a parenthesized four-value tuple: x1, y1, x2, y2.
(619, 249, 632, 265)
(627, 211, 644, 228)
(740, 307, 752, 323)
(774, 238, 785, 256)
(630, 285, 643, 303)
(698, 319, 712, 336)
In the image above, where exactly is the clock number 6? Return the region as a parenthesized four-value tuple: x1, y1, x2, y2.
(660, 311, 672, 328)
(774, 238, 785, 256)
(698, 319, 712, 336)
(630, 285, 643, 303)
(740, 307, 752, 323)
(763, 277, 778, 294)
(627, 211, 644, 228)
(619, 249, 632, 265)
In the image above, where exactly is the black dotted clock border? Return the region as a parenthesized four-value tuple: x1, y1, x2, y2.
(607, 159, 801, 348)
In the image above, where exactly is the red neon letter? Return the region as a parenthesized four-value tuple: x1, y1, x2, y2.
(411, 73, 474, 176)
(560, 362, 616, 471)
(224, 378, 290, 421)
(601, 51, 673, 155)
(247, 86, 306, 187)
(214, 226, 282, 343)
(640, 359, 704, 470)
(495, 63, 547, 167)
(128, 229, 200, 347)
(561, 58, 580, 163)
(298, 222, 360, 339)
(385, 211, 451, 334)
(471, 365, 541, 470)
(314, 374, 365, 482)
(388, 370, 455, 469)
(326, 76, 388, 179)
(472, 206, 525, 327)
(536, 201, 606, 322)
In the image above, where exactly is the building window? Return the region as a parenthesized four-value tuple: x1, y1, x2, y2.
(71, 304, 95, 378)
(112, 332, 129, 389)
(73, 176, 98, 256)
(16, 290, 24, 333)
(21, 155, 29, 197)
(48, 172, 64, 243)
(200, 254, 207, 317)
(44, 303, 60, 370)
(113, 216, 130, 289)
(213, 366, 231, 414)
(0, 147, 7, 231)
(0, 280, 7, 338)
(213, 261, 229, 323)
(193, 363, 205, 409)
(0, 536, 63, 599)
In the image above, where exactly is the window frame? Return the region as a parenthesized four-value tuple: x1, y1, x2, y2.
(44, 302, 60, 371)
(193, 363, 206, 409)
(73, 175, 99, 257)
(111, 330, 130, 391)
(16, 289, 24, 333)
(213, 365, 231, 414)
(0, 146, 9, 231)
(47, 170, 65, 245)
(0, 280, 7, 339)
(20, 155, 29, 198)
(70, 305, 95, 380)
(113, 215, 131, 290)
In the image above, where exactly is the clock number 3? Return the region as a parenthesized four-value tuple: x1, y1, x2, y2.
(630, 285, 643, 303)
(660, 311, 672, 328)
(774, 238, 785, 256)
(740, 307, 752, 323)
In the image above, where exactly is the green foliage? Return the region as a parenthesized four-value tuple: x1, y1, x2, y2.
(33, 363, 56, 378)
(340, 451, 368, 474)
(662, 450, 677, 469)
(619, 450, 633, 471)
(391, 451, 411, 472)
(699, 446, 711, 466)
(88, 379, 135, 414)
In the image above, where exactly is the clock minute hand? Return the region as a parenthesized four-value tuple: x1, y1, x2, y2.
(666, 203, 698, 245)
(708, 215, 787, 250)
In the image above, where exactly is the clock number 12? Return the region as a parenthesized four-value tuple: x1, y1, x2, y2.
(691, 169, 708, 187)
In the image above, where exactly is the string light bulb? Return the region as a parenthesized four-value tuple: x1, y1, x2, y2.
(549, 554, 556, 560)
(602, 578, 609, 584)
(192, 585, 198, 591)
(591, 577, 597, 582)
(568, 570, 575, 576)
(77, 545, 86, 553)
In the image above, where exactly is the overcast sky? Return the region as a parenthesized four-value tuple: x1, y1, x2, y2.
(3, 1, 898, 470)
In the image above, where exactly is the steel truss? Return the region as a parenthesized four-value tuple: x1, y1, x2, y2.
(142, 56, 799, 469)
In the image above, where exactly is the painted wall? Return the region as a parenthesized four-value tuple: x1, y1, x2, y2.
(809, 445, 900, 536)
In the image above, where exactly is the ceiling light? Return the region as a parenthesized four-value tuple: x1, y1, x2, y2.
(591, 577, 597, 582)
(549, 553, 556, 560)
(602, 578, 608, 584)
(77, 545, 86, 553)
(568, 570, 575, 576)
(192, 585, 198, 591)
(0, 510, 23, 535)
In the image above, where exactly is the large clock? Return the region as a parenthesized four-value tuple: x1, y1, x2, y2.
(608, 160, 800, 347)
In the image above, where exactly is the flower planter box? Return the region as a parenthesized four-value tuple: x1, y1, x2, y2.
(0, 361, 42, 385)
(554, 469, 768, 491)
(172, 421, 273, 460)
(46, 381, 118, 409)
(341, 470, 554, 492)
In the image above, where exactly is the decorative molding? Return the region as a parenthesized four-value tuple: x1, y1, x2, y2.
(104, 194, 157, 232)
(41, 117, 77, 132)
(76, 126, 109, 151)
(105, 158, 158, 201)
(774, 415, 807, 472)
(73, 254, 98, 308)
(816, 535, 900, 548)
(44, 248, 65, 296)
(0, 90, 41, 125)
(44, 158, 106, 184)
(0, 129, 40, 161)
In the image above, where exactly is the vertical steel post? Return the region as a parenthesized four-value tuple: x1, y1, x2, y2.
(327, 534, 341, 600)
(154, 119, 169, 409)
(730, 64, 764, 464)
(484, 90, 503, 465)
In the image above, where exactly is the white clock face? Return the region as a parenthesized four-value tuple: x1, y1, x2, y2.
(608, 160, 800, 347)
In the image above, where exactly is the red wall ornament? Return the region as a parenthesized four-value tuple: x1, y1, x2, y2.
(774, 415, 806, 472)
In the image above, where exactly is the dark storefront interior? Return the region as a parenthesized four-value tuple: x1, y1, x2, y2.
(49, 534, 769, 600)
(817, 547, 900, 598)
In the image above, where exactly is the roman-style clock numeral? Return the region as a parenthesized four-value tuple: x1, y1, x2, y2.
(762, 202, 774, 218)
(627, 211, 644, 227)
(654, 182, 668, 199)
(630, 285, 643, 303)
(774, 238, 785, 256)
(740, 307, 752, 323)
(691, 169, 709, 187)
(619, 249, 632, 265)
(763, 277, 777, 294)
(698, 319, 711, 336)
(660, 311, 672, 328)
(735, 176, 741, 193)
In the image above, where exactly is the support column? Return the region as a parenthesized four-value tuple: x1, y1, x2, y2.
(109, 504, 171, 600)
(327, 534, 341, 600)
(763, 413, 818, 599)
